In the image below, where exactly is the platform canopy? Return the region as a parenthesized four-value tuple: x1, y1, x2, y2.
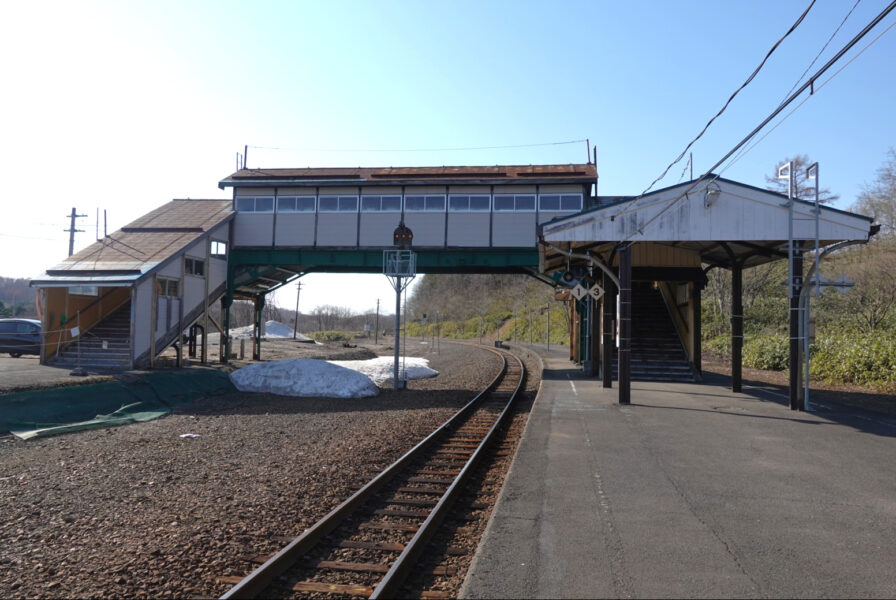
(539, 176, 875, 272)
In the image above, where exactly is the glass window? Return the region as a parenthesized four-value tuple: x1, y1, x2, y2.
(405, 195, 425, 211)
(539, 195, 561, 211)
(0, 322, 14, 333)
(338, 196, 358, 211)
(278, 197, 297, 212)
(449, 195, 469, 211)
(185, 257, 205, 277)
(235, 197, 273, 212)
(17, 322, 39, 333)
(69, 286, 99, 296)
(361, 196, 381, 212)
(159, 278, 179, 297)
(516, 195, 536, 211)
(381, 195, 401, 211)
(470, 195, 490, 211)
(210, 240, 227, 259)
(319, 196, 339, 212)
(494, 195, 514, 211)
(296, 196, 315, 212)
(560, 194, 583, 211)
(425, 195, 445, 211)
(362, 195, 402, 212)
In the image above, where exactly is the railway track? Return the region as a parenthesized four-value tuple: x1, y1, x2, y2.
(219, 345, 526, 599)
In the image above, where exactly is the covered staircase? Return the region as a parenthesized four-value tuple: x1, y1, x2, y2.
(52, 302, 131, 370)
(613, 283, 695, 382)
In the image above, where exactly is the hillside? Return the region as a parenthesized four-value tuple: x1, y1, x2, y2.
(0, 277, 37, 318)
(405, 273, 571, 344)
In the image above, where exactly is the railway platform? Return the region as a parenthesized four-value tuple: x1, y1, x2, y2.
(460, 345, 896, 599)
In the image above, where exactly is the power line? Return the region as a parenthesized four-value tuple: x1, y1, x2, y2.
(779, 0, 862, 105)
(639, 0, 816, 197)
(572, 0, 896, 244)
(248, 139, 588, 154)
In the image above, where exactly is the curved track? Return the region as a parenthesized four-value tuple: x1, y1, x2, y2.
(221, 345, 525, 599)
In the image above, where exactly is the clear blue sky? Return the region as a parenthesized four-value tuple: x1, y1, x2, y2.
(1, 0, 894, 314)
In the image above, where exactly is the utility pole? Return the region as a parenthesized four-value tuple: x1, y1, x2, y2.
(375, 299, 380, 345)
(293, 282, 302, 339)
(64, 207, 87, 257)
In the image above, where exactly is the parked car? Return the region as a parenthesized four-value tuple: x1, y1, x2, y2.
(0, 318, 41, 357)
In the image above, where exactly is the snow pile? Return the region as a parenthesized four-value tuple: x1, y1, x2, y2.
(230, 359, 379, 398)
(329, 356, 438, 386)
(230, 320, 314, 342)
(229, 356, 439, 398)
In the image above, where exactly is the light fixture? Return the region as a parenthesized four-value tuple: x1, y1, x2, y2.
(704, 182, 721, 208)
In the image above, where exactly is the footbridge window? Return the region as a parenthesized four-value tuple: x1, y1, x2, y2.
(235, 196, 274, 212)
(158, 278, 180, 297)
(361, 195, 402, 212)
(494, 194, 536, 212)
(449, 194, 490, 212)
(405, 195, 446, 212)
(319, 195, 359, 212)
(277, 196, 316, 212)
(538, 193, 582, 211)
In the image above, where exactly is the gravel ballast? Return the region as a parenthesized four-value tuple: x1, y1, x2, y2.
(0, 340, 503, 598)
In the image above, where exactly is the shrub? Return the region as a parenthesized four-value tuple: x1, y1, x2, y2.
(811, 332, 896, 389)
(742, 334, 790, 371)
(308, 330, 354, 342)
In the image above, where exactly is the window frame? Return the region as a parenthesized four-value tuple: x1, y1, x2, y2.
(493, 194, 536, 212)
(318, 195, 359, 213)
(210, 240, 227, 259)
(234, 196, 274, 213)
(361, 195, 402, 213)
(185, 257, 205, 278)
(158, 277, 180, 297)
(448, 194, 491, 212)
(404, 194, 446, 213)
(277, 195, 316, 213)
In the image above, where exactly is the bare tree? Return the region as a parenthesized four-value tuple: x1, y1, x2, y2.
(852, 148, 896, 239)
(765, 154, 839, 203)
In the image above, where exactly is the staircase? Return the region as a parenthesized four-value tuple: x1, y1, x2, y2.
(613, 283, 695, 382)
(53, 302, 132, 370)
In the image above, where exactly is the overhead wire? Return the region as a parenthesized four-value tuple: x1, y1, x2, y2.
(638, 0, 817, 197)
(580, 0, 896, 246)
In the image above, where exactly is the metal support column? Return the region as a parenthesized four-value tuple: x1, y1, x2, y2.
(618, 243, 632, 405)
(253, 295, 265, 361)
(692, 282, 702, 378)
(587, 295, 599, 377)
(789, 243, 804, 410)
(731, 264, 744, 393)
(602, 271, 615, 388)
(221, 293, 232, 364)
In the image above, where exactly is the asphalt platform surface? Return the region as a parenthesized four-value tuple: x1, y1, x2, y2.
(461, 345, 896, 599)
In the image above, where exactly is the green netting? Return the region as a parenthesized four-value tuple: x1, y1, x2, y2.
(2, 369, 234, 440)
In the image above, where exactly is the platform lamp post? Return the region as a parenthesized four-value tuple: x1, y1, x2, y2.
(803, 162, 820, 411)
(385, 221, 415, 390)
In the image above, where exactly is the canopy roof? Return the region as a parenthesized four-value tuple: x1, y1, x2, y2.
(540, 176, 875, 273)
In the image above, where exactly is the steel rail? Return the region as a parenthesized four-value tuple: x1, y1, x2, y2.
(371, 350, 525, 598)
(221, 345, 516, 600)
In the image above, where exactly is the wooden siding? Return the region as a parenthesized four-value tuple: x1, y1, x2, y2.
(609, 243, 702, 268)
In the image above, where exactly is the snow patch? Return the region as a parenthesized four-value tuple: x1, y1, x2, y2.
(229, 320, 313, 342)
(228, 356, 439, 397)
(329, 356, 439, 386)
(230, 359, 380, 398)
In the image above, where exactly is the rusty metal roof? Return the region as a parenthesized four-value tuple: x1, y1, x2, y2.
(219, 164, 597, 188)
(38, 199, 233, 281)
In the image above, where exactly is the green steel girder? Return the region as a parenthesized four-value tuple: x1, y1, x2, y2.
(229, 247, 539, 277)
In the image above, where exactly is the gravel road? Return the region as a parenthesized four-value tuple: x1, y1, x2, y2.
(0, 339, 503, 599)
